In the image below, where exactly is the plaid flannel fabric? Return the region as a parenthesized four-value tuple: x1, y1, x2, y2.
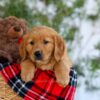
(0, 62, 77, 100)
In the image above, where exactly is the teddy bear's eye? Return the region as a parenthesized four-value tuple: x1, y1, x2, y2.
(29, 41, 34, 45)
(43, 40, 49, 44)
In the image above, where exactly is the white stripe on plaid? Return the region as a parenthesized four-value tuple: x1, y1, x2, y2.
(9, 64, 48, 100)
(70, 69, 77, 87)
(0, 63, 48, 100)
(70, 76, 77, 82)
(65, 68, 77, 100)
(0, 63, 77, 100)
(70, 68, 76, 100)
(69, 68, 76, 100)
(0, 63, 36, 100)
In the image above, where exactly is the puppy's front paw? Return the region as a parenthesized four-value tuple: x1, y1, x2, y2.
(54, 64, 71, 87)
(56, 77, 69, 87)
(20, 60, 35, 82)
(21, 70, 34, 82)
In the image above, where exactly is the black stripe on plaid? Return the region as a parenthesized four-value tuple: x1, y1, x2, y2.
(0, 63, 77, 100)
(32, 70, 58, 99)
(57, 67, 77, 99)
(0, 62, 10, 70)
(57, 97, 64, 100)
(45, 71, 56, 79)
(69, 67, 77, 87)
(8, 73, 34, 98)
(32, 82, 58, 98)
(0, 63, 34, 98)
(29, 68, 77, 99)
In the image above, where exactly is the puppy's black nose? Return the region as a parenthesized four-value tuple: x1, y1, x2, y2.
(34, 50, 42, 60)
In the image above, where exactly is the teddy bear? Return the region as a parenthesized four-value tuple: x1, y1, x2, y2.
(0, 16, 28, 64)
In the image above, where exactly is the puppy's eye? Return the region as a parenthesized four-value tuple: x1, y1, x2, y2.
(43, 40, 49, 44)
(29, 41, 34, 45)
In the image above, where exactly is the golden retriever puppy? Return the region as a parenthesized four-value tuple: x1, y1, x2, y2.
(19, 26, 72, 87)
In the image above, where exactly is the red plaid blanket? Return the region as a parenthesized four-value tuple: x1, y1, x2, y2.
(0, 62, 77, 100)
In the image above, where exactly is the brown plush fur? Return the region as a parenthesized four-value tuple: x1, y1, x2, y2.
(0, 16, 28, 63)
(20, 26, 72, 87)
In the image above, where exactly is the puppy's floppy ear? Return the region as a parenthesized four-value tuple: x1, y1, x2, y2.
(54, 34, 65, 62)
(19, 35, 27, 61)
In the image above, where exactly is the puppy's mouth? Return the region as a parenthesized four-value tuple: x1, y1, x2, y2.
(30, 50, 52, 66)
(30, 54, 50, 65)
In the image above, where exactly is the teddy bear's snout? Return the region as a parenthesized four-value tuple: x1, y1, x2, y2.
(7, 25, 24, 39)
(13, 26, 21, 32)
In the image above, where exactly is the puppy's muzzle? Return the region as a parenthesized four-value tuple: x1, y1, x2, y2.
(34, 50, 42, 60)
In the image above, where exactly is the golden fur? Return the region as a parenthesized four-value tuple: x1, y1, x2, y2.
(19, 26, 72, 87)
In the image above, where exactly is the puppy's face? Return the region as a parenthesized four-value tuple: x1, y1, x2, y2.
(20, 26, 65, 66)
(26, 32, 54, 65)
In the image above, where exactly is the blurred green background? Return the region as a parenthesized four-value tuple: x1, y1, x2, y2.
(0, 0, 100, 99)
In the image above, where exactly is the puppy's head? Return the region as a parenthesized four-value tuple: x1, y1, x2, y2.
(19, 26, 65, 66)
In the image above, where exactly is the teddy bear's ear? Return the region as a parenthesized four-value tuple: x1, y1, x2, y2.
(19, 36, 27, 61)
